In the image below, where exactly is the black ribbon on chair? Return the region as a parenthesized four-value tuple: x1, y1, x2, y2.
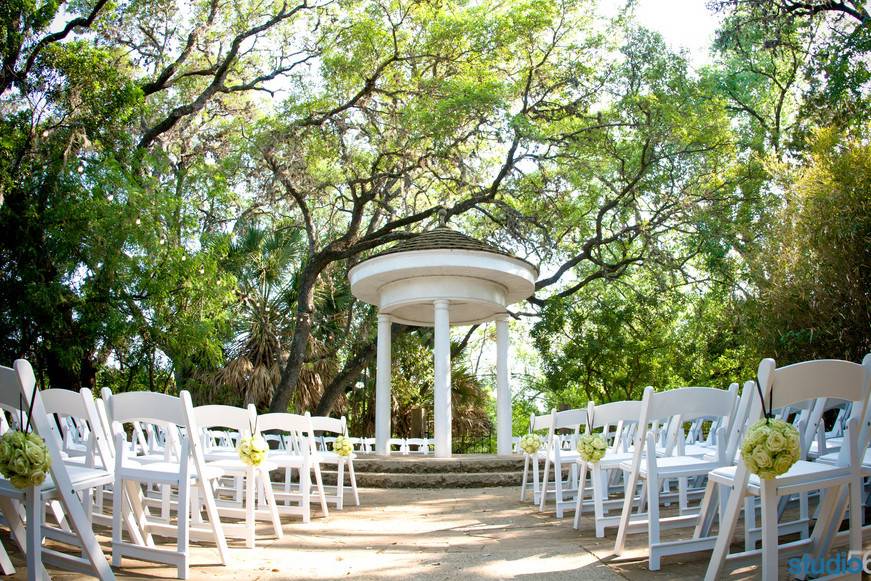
(754, 379, 774, 422)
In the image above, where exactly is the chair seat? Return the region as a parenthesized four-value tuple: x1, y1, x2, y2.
(683, 443, 717, 457)
(0, 464, 112, 499)
(620, 455, 721, 478)
(266, 452, 307, 467)
(120, 459, 225, 483)
(816, 447, 871, 468)
(206, 458, 278, 474)
(317, 451, 355, 463)
(579, 450, 634, 468)
(708, 460, 851, 490)
(809, 437, 843, 456)
(547, 449, 579, 462)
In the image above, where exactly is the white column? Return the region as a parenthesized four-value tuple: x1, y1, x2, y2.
(495, 315, 512, 456)
(375, 313, 392, 456)
(433, 300, 452, 458)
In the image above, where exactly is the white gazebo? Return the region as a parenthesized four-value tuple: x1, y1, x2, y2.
(348, 215, 538, 458)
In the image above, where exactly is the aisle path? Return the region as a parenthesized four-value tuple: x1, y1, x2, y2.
(5, 487, 783, 580)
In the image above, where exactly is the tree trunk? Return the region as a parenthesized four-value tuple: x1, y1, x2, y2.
(269, 266, 319, 412)
(314, 340, 378, 416)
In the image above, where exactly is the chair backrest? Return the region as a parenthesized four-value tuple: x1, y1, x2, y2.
(529, 412, 551, 432)
(646, 386, 737, 424)
(632, 385, 737, 459)
(194, 404, 256, 434)
(256, 412, 318, 455)
(307, 414, 346, 436)
(109, 390, 207, 467)
(42, 388, 114, 469)
(755, 356, 871, 464)
(109, 390, 188, 427)
(721, 380, 756, 463)
(587, 400, 643, 430)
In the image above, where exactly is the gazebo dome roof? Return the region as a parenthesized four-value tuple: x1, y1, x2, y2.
(372, 227, 512, 259)
(349, 224, 538, 327)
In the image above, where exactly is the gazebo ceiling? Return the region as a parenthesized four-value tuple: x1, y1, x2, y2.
(349, 227, 539, 327)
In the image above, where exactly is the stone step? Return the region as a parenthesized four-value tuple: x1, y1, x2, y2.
(335, 470, 523, 489)
(302, 454, 576, 488)
(349, 455, 527, 474)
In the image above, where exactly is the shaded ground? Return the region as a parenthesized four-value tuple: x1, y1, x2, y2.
(2, 486, 867, 580)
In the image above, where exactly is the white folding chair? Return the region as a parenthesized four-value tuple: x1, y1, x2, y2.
(194, 404, 283, 548)
(109, 390, 228, 579)
(704, 355, 871, 580)
(405, 438, 432, 455)
(613, 384, 738, 570)
(0, 360, 115, 580)
(572, 399, 643, 536)
(309, 414, 360, 510)
(538, 408, 587, 518)
(257, 412, 329, 522)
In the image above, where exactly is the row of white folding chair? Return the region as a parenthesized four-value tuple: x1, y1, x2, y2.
(701, 356, 871, 580)
(194, 405, 283, 548)
(0, 361, 116, 580)
(612, 384, 740, 569)
(572, 399, 645, 536)
(107, 390, 229, 579)
(258, 412, 330, 522)
(309, 415, 360, 510)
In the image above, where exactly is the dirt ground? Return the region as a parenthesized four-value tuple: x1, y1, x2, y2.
(3, 486, 867, 580)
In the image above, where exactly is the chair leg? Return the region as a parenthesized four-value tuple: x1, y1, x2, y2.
(301, 467, 311, 523)
(245, 468, 256, 548)
(313, 463, 329, 518)
(112, 478, 124, 567)
(177, 478, 190, 580)
(336, 462, 345, 510)
(259, 468, 283, 539)
(0, 536, 15, 575)
(347, 460, 360, 506)
(595, 466, 611, 537)
(521, 456, 529, 502)
(573, 462, 588, 530)
(554, 459, 564, 518)
(692, 479, 717, 539)
(539, 456, 551, 512)
(25, 486, 42, 581)
(704, 470, 748, 581)
(849, 477, 863, 570)
(744, 495, 756, 551)
(648, 476, 661, 571)
(760, 479, 779, 581)
(678, 477, 688, 514)
(199, 479, 229, 565)
(532, 457, 541, 505)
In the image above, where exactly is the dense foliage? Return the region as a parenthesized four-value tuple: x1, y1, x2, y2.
(0, 0, 867, 425)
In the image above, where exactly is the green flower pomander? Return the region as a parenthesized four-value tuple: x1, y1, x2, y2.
(333, 435, 354, 457)
(577, 433, 608, 463)
(0, 430, 51, 489)
(237, 435, 269, 466)
(519, 434, 542, 455)
(740, 418, 800, 479)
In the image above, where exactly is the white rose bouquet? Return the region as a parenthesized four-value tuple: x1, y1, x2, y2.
(0, 430, 51, 488)
(519, 433, 542, 455)
(741, 418, 800, 479)
(237, 434, 269, 466)
(333, 435, 354, 457)
(577, 433, 607, 463)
